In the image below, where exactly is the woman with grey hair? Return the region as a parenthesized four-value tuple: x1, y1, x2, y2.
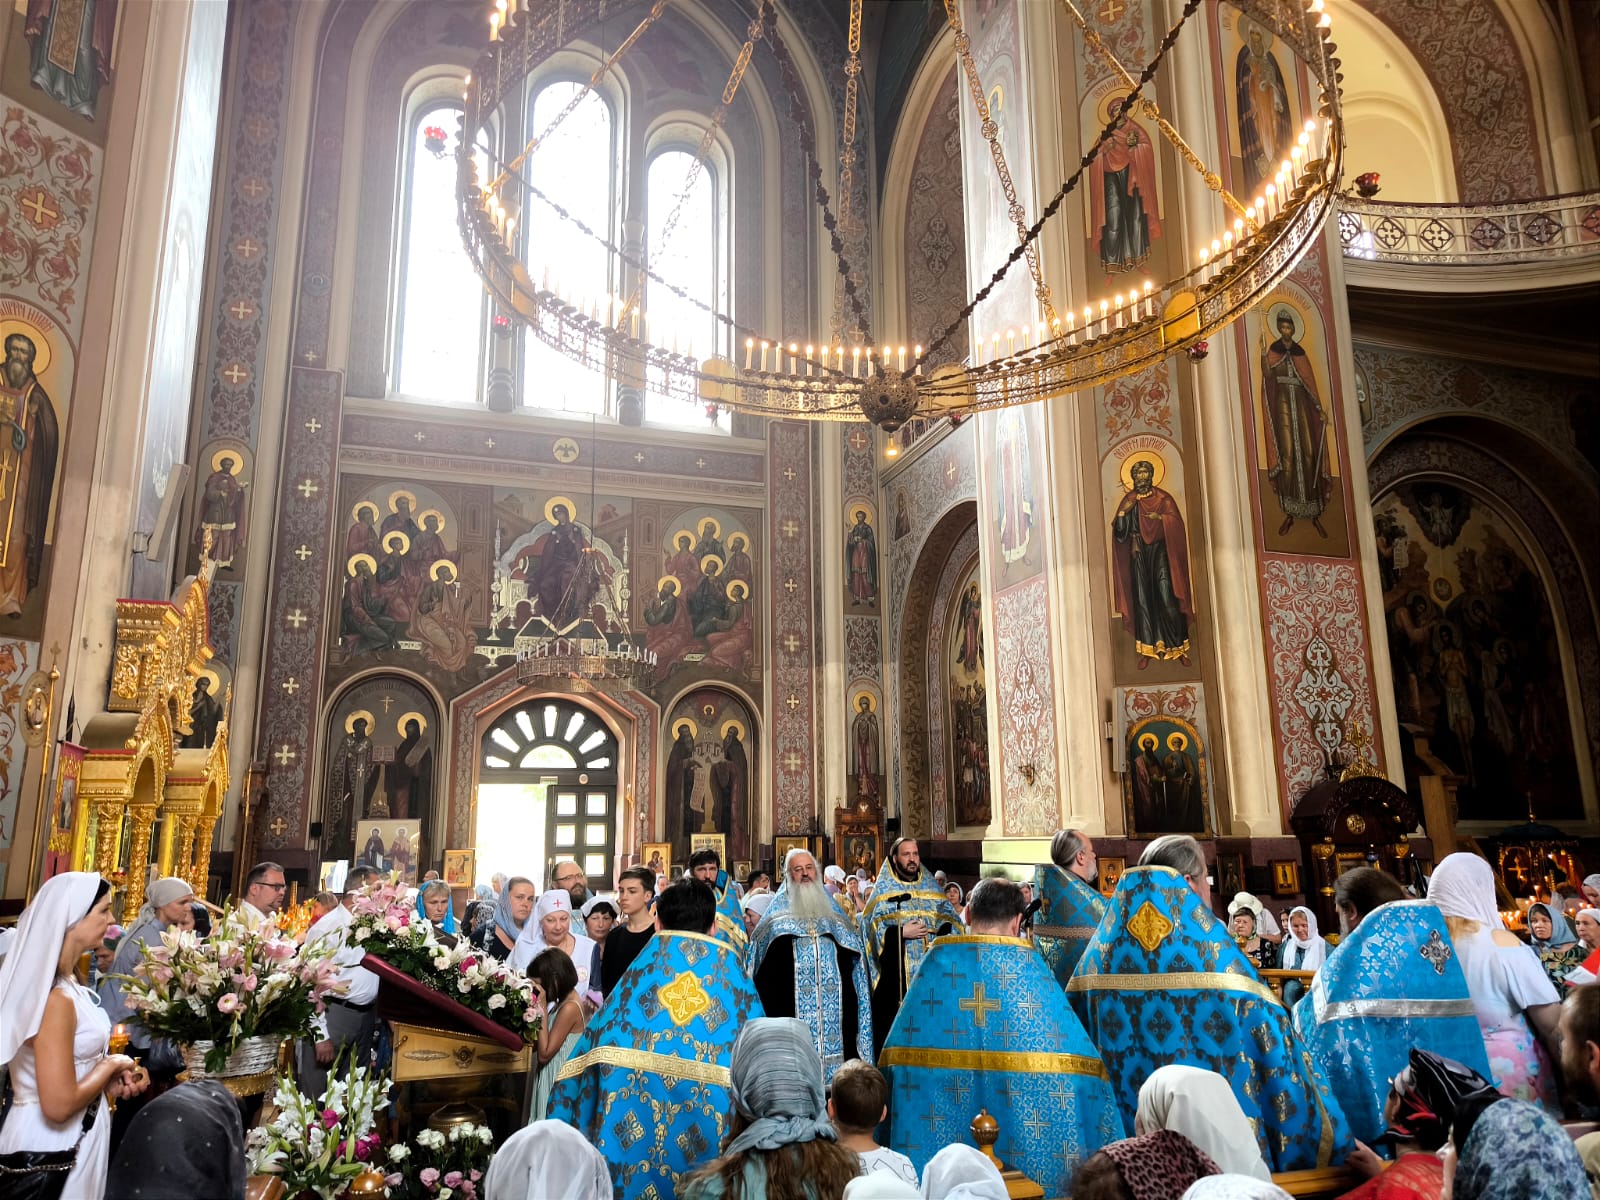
(680, 1017, 860, 1200)
(1138, 834, 1211, 905)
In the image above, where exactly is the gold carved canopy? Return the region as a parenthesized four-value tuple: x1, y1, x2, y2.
(76, 565, 225, 917)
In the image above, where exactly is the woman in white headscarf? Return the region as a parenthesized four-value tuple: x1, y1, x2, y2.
(680, 1017, 859, 1200)
(1276, 905, 1327, 1007)
(508, 890, 600, 1002)
(0, 872, 147, 1199)
(1180, 1178, 1293, 1200)
(1135, 1065, 1273, 1181)
(1226, 893, 1273, 972)
(1429, 852, 1562, 1111)
(483, 1119, 611, 1200)
(843, 1176, 919, 1199)
(742, 889, 775, 938)
(919, 1144, 1008, 1200)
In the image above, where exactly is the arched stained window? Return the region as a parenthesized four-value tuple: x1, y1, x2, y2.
(396, 106, 488, 402)
(522, 81, 615, 415)
(645, 148, 727, 430)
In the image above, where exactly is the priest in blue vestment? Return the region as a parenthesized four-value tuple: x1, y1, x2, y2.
(1067, 836, 1351, 1171)
(860, 837, 964, 1058)
(1292, 897, 1492, 1146)
(746, 847, 872, 1081)
(690, 848, 748, 955)
(1032, 829, 1108, 988)
(881, 878, 1123, 1196)
(548, 878, 764, 1200)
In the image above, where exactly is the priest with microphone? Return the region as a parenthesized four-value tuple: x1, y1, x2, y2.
(860, 837, 964, 1058)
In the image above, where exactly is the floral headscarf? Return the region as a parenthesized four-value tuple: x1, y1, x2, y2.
(1451, 1098, 1588, 1199)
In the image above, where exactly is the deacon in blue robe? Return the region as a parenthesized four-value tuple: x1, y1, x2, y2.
(689, 850, 748, 955)
(746, 848, 872, 1081)
(860, 838, 965, 1058)
(1032, 831, 1108, 988)
(1067, 864, 1351, 1171)
(549, 880, 763, 1200)
(881, 878, 1123, 1196)
(1292, 898, 1492, 1147)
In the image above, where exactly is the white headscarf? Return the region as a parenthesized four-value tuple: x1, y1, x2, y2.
(1429, 854, 1505, 929)
(1577, 908, 1600, 935)
(920, 1144, 1008, 1200)
(1282, 906, 1327, 971)
(1584, 873, 1600, 900)
(0, 871, 103, 1065)
(509, 890, 588, 973)
(743, 891, 775, 920)
(844, 1175, 921, 1199)
(483, 1119, 610, 1199)
(1228, 892, 1263, 921)
(1181, 1177, 1294, 1200)
(1135, 1065, 1273, 1180)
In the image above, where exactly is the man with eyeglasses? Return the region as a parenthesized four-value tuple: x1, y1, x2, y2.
(238, 860, 287, 926)
(551, 859, 590, 908)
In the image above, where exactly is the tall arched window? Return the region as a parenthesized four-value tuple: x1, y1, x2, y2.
(645, 148, 727, 430)
(522, 81, 615, 415)
(396, 106, 488, 402)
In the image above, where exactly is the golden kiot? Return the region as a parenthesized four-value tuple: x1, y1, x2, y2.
(658, 972, 712, 1028)
(1128, 900, 1175, 953)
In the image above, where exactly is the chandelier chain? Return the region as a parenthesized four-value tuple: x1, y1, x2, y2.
(917, 0, 1204, 371)
(486, 0, 668, 199)
(622, 0, 766, 319)
(1058, 0, 1249, 221)
(754, 0, 873, 344)
(831, 0, 865, 343)
(942, 0, 1057, 327)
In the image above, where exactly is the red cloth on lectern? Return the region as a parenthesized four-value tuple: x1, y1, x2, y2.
(362, 952, 525, 1050)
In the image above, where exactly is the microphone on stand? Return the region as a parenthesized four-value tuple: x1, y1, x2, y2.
(1020, 897, 1043, 932)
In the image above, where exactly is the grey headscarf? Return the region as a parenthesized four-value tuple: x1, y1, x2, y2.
(1528, 902, 1578, 949)
(135, 876, 197, 926)
(493, 875, 533, 941)
(723, 1017, 836, 1156)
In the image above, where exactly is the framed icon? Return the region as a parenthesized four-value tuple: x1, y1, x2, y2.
(1098, 856, 1126, 897)
(774, 835, 809, 864)
(442, 849, 475, 889)
(1217, 852, 1246, 901)
(1272, 860, 1301, 897)
(733, 860, 753, 882)
(690, 832, 727, 863)
(354, 820, 421, 885)
(639, 843, 671, 881)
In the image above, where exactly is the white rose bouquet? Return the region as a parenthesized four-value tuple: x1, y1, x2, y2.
(120, 904, 341, 1073)
(349, 881, 541, 1042)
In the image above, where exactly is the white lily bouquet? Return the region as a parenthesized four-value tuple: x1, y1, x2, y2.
(347, 880, 541, 1042)
(121, 904, 342, 1074)
(246, 1057, 391, 1199)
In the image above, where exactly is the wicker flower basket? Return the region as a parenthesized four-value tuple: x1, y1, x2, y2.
(182, 1034, 281, 1079)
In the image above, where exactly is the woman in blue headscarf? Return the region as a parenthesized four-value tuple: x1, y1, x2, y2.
(680, 1017, 860, 1200)
(1526, 901, 1583, 995)
(1445, 1097, 1587, 1200)
(415, 879, 458, 946)
(472, 874, 534, 961)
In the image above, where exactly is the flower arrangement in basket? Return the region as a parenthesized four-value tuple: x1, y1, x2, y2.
(348, 881, 541, 1042)
(246, 1057, 390, 1199)
(120, 905, 342, 1075)
(384, 1123, 495, 1200)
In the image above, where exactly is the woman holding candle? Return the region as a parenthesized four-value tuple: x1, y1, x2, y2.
(0, 872, 149, 1199)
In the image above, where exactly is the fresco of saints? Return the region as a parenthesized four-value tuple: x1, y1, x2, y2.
(846, 509, 878, 605)
(644, 576, 695, 664)
(0, 333, 59, 617)
(956, 583, 984, 675)
(341, 556, 401, 654)
(23, 0, 118, 119)
(665, 723, 699, 849)
(413, 561, 476, 672)
(1089, 96, 1162, 274)
(1236, 18, 1293, 197)
(195, 454, 247, 566)
(346, 502, 380, 559)
(852, 695, 881, 802)
(1111, 459, 1193, 666)
(517, 504, 598, 628)
(1260, 308, 1330, 537)
(994, 407, 1033, 567)
(726, 532, 754, 585)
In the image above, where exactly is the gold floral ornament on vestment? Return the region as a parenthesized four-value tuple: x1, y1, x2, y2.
(659, 971, 712, 1028)
(1128, 900, 1175, 953)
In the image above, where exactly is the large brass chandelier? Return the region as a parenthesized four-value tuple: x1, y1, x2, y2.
(458, 0, 1344, 430)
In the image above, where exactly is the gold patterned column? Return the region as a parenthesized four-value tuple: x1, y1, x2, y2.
(175, 817, 197, 887)
(93, 802, 121, 879)
(122, 804, 159, 918)
(191, 813, 219, 889)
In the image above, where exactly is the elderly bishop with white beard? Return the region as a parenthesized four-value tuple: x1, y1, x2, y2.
(745, 848, 873, 1081)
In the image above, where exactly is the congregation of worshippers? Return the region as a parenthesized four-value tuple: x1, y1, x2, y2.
(4, 834, 1599, 1200)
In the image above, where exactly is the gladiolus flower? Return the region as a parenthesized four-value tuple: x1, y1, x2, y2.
(321, 1108, 340, 1130)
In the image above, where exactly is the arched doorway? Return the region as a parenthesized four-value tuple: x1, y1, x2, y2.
(476, 698, 620, 892)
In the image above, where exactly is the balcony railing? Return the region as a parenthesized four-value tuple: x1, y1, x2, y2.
(1338, 191, 1600, 266)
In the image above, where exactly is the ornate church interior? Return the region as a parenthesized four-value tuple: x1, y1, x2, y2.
(0, 0, 1598, 1195)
